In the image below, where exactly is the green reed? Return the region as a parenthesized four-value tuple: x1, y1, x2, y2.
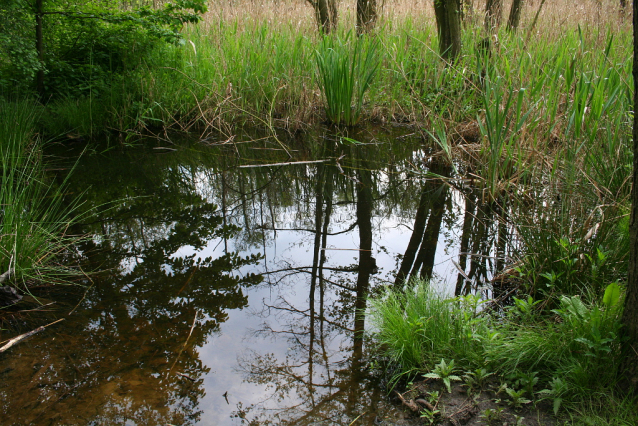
(314, 33, 380, 126)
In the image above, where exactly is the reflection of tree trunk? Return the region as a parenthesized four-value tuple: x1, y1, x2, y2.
(221, 172, 228, 253)
(415, 184, 448, 281)
(395, 185, 432, 287)
(356, 0, 377, 35)
(395, 166, 450, 285)
(506, 0, 523, 32)
(308, 163, 326, 405)
(433, 0, 462, 62)
(352, 153, 373, 387)
(455, 190, 476, 295)
(319, 165, 334, 384)
(495, 198, 508, 273)
(465, 203, 491, 294)
(239, 177, 250, 231)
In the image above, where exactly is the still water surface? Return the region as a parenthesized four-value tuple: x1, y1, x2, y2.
(0, 128, 505, 425)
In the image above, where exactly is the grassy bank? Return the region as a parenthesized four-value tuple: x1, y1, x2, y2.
(34, 0, 630, 136)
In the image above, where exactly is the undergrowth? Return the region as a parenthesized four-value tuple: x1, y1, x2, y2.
(368, 278, 636, 424)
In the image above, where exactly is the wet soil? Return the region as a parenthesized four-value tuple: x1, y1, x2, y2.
(391, 379, 556, 426)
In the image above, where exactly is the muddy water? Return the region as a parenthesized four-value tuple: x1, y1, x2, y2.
(0, 128, 506, 425)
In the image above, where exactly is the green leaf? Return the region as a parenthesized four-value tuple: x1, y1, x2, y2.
(553, 397, 562, 415)
(602, 282, 622, 308)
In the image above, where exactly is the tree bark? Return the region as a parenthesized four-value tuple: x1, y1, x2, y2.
(506, 0, 523, 32)
(484, 0, 503, 32)
(356, 0, 377, 35)
(35, 0, 45, 98)
(308, 0, 338, 34)
(620, 0, 638, 392)
(433, 0, 462, 62)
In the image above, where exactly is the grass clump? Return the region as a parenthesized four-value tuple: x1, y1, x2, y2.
(315, 32, 380, 126)
(0, 99, 84, 289)
(368, 278, 490, 374)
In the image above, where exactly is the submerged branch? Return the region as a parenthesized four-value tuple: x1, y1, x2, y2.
(0, 318, 65, 354)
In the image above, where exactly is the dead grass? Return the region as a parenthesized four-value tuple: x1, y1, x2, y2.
(201, 0, 629, 36)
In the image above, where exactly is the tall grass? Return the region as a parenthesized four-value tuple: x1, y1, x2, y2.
(368, 278, 490, 373)
(0, 99, 84, 288)
(315, 33, 380, 126)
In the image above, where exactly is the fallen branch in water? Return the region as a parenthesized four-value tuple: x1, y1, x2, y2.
(238, 159, 329, 168)
(0, 318, 65, 353)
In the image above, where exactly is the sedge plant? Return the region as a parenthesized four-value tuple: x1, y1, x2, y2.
(0, 99, 85, 289)
(315, 32, 380, 126)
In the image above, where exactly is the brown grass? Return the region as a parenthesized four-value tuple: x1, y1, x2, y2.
(201, 0, 629, 35)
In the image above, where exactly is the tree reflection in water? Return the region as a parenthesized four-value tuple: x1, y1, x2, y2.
(0, 129, 512, 425)
(0, 148, 262, 425)
(233, 146, 400, 425)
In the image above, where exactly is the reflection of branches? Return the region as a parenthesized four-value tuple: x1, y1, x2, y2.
(262, 267, 356, 291)
(254, 221, 359, 236)
(260, 300, 353, 333)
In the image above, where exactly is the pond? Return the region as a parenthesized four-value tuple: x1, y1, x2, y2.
(0, 126, 509, 425)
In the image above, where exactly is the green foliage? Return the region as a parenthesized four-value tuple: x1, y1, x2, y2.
(463, 367, 493, 394)
(480, 407, 504, 425)
(0, 0, 207, 97)
(424, 359, 462, 393)
(0, 3, 42, 93)
(537, 377, 567, 415)
(315, 32, 380, 126)
(504, 387, 532, 409)
(486, 291, 622, 399)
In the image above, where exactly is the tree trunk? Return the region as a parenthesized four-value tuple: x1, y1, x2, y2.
(308, 0, 338, 34)
(356, 0, 377, 35)
(506, 0, 523, 32)
(620, 0, 638, 392)
(484, 0, 502, 32)
(35, 0, 45, 98)
(433, 0, 462, 62)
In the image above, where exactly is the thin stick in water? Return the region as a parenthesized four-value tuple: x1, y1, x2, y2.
(168, 310, 200, 376)
(0, 318, 65, 353)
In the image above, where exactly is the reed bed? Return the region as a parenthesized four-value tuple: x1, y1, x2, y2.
(41, 0, 630, 134)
